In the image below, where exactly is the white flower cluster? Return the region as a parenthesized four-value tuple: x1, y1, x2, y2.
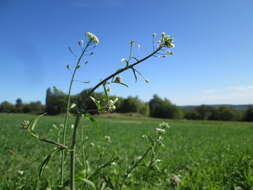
(108, 98, 118, 111)
(161, 32, 175, 48)
(170, 175, 181, 185)
(21, 120, 30, 129)
(155, 128, 166, 134)
(155, 121, 170, 134)
(159, 121, 170, 129)
(85, 32, 99, 44)
(18, 170, 24, 175)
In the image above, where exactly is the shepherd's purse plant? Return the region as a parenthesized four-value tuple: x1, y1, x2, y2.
(21, 32, 175, 190)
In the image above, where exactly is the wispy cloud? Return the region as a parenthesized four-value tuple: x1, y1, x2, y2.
(175, 84, 253, 105)
(226, 85, 253, 91)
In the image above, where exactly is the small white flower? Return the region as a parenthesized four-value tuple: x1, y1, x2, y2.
(121, 58, 128, 63)
(234, 186, 243, 190)
(18, 170, 24, 175)
(142, 134, 148, 139)
(104, 136, 111, 143)
(156, 128, 166, 134)
(71, 124, 74, 129)
(108, 98, 118, 111)
(159, 122, 170, 129)
(170, 175, 181, 185)
(155, 159, 162, 163)
(90, 142, 95, 147)
(85, 32, 99, 44)
(137, 44, 141, 48)
(52, 124, 58, 130)
(77, 40, 84, 46)
(158, 136, 163, 141)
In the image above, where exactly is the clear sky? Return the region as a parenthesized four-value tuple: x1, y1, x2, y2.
(1, 0, 253, 105)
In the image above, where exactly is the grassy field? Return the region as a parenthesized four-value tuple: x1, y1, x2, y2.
(1, 113, 253, 190)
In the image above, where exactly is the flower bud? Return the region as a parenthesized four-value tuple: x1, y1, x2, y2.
(85, 32, 99, 44)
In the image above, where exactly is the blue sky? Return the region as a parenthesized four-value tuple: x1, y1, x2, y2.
(1, 0, 253, 105)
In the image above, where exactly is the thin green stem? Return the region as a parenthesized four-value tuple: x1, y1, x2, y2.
(60, 40, 91, 185)
(120, 147, 152, 190)
(70, 113, 82, 190)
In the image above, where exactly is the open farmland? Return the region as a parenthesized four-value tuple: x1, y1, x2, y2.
(1, 114, 253, 190)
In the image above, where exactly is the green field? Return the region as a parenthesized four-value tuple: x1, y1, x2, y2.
(1, 114, 253, 190)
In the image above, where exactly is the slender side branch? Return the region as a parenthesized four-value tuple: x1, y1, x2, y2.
(86, 46, 163, 98)
(38, 137, 70, 150)
(88, 157, 119, 179)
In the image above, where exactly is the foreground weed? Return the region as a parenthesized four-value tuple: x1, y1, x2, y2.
(20, 32, 175, 190)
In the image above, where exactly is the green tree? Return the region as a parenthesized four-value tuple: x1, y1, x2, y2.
(0, 101, 15, 113)
(212, 106, 241, 121)
(195, 105, 214, 120)
(245, 106, 253, 121)
(15, 98, 23, 113)
(149, 95, 183, 119)
(45, 87, 67, 115)
(116, 96, 149, 116)
(184, 110, 200, 120)
(29, 101, 45, 113)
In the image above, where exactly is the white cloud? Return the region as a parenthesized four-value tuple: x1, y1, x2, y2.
(174, 84, 253, 105)
(226, 85, 253, 91)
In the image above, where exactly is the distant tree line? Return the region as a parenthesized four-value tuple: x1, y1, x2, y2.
(0, 98, 44, 114)
(1, 87, 253, 122)
(183, 104, 253, 122)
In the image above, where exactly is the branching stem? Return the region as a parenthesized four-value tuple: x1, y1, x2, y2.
(60, 40, 92, 185)
(69, 45, 163, 190)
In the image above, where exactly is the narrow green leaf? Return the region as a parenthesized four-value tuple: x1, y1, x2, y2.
(30, 113, 46, 131)
(39, 155, 51, 178)
(130, 56, 139, 62)
(103, 83, 108, 99)
(131, 68, 138, 82)
(101, 182, 106, 190)
(80, 178, 96, 189)
(83, 113, 96, 124)
(39, 148, 59, 178)
(68, 46, 77, 57)
(90, 96, 97, 104)
(81, 81, 90, 83)
(118, 82, 128, 88)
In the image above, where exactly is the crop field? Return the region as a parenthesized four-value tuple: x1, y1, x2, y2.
(1, 114, 253, 190)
